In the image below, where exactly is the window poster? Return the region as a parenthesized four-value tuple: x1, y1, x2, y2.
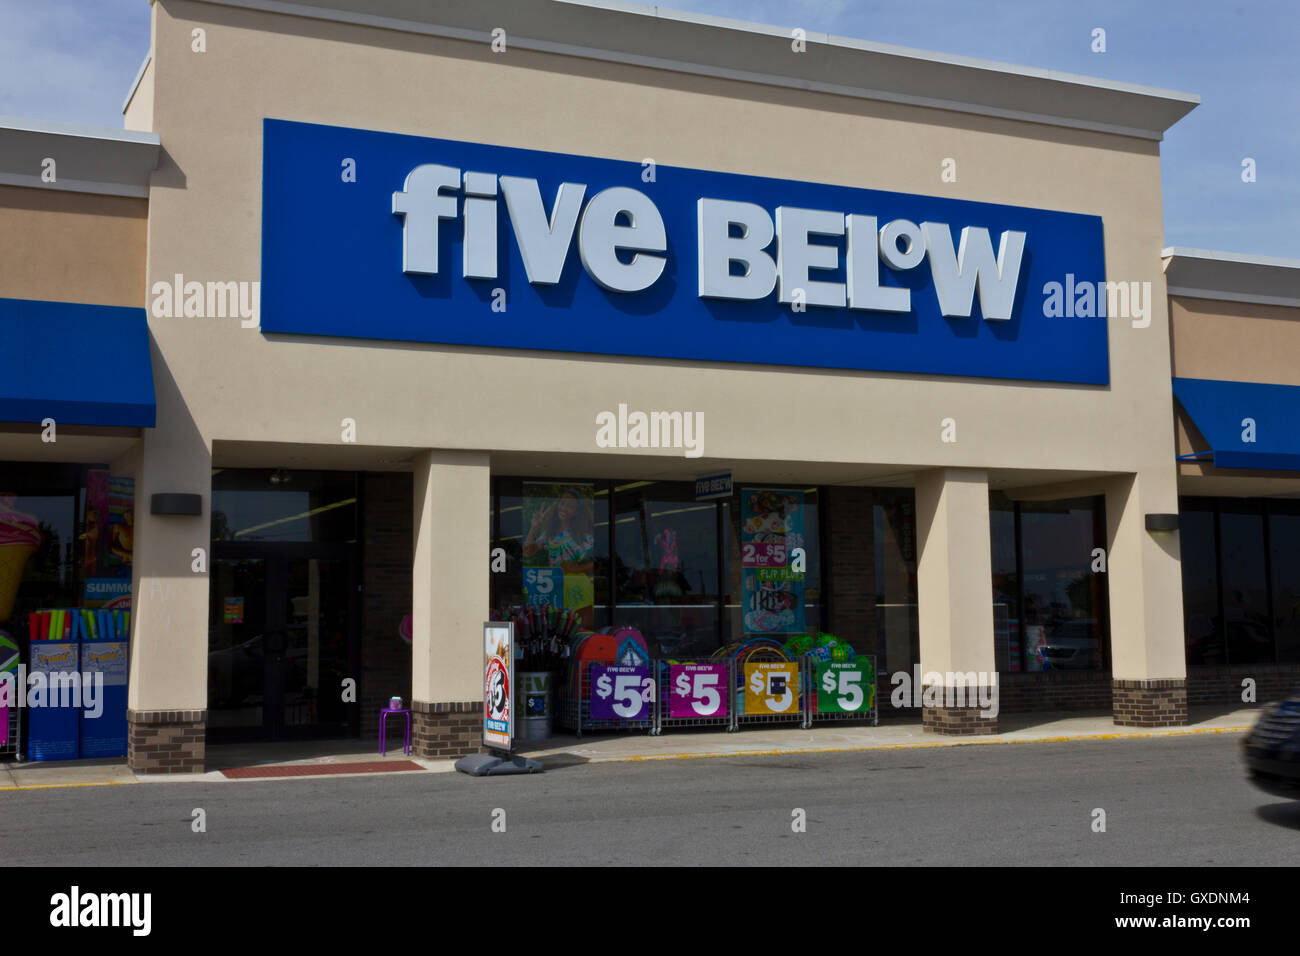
(521, 482, 595, 626)
(106, 477, 134, 573)
(83, 474, 134, 610)
(741, 488, 806, 635)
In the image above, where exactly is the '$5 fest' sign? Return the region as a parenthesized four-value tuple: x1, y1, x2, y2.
(590, 665, 653, 720)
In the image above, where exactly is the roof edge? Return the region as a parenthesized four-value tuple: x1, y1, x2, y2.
(187, 0, 1199, 140)
(0, 115, 160, 147)
(122, 52, 154, 115)
(1163, 247, 1300, 271)
(0, 117, 160, 199)
(1164, 247, 1300, 310)
(561, 0, 1202, 106)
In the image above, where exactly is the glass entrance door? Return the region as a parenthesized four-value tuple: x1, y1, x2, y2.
(280, 556, 352, 734)
(209, 546, 358, 740)
(208, 557, 267, 733)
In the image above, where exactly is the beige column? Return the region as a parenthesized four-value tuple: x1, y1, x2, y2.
(410, 450, 491, 757)
(914, 468, 998, 734)
(123, 371, 212, 772)
(1104, 472, 1188, 726)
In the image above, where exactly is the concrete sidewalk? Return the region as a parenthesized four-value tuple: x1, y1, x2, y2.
(0, 706, 1258, 789)
(516, 706, 1255, 765)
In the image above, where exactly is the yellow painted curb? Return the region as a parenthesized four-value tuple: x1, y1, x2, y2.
(0, 780, 136, 792)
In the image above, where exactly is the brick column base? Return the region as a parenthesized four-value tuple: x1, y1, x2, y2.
(1112, 679, 1188, 727)
(412, 701, 484, 758)
(922, 688, 999, 735)
(127, 710, 206, 774)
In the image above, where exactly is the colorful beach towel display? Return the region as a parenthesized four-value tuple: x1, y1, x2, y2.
(22, 607, 131, 760)
(27, 608, 129, 643)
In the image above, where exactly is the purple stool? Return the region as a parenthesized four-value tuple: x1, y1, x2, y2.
(379, 708, 411, 756)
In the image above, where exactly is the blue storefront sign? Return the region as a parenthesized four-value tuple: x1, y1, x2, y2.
(261, 119, 1108, 383)
(695, 472, 733, 500)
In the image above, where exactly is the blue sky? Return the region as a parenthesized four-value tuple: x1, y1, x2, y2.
(2, 0, 1297, 256)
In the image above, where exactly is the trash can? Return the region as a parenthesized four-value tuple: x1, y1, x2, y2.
(518, 671, 553, 740)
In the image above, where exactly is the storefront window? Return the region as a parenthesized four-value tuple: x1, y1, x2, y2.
(493, 478, 611, 629)
(0, 464, 86, 634)
(1018, 496, 1107, 672)
(874, 489, 917, 677)
(1219, 500, 1271, 665)
(493, 477, 824, 659)
(617, 480, 720, 657)
(1269, 501, 1300, 664)
(990, 492, 1109, 673)
(989, 491, 1019, 672)
(1178, 495, 1300, 667)
(1179, 499, 1222, 665)
(210, 469, 357, 543)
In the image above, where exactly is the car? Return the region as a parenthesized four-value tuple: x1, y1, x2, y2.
(1037, 619, 1101, 670)
(1242, 688, 1300, 799)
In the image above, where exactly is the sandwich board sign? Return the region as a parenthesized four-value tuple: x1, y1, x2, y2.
(483, 620, 513, 751)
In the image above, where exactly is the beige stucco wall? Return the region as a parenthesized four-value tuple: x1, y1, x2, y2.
(1170, 295, 1300, 387)
(412, 451, 491, 705)
(132, 0, 1189, 711)
(0, 185, 147, 308)
(1169, 294, 1300, 498)
(1105, 472, 1184, 679)
(915, 469, 995, 677)
(123, 52, 155, 133)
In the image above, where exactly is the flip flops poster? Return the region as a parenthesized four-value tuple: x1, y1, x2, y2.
(740, 488, 806, 635)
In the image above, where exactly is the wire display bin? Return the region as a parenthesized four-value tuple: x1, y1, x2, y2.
(1, 696, 19, 760)
(556, 658, 654, 738)
(732, 647, 805, 728)
(802, 653, 878, 728)
(652, 658, 735, 734)
(554, 634, 877, 737)
(1, 634, 20, 760)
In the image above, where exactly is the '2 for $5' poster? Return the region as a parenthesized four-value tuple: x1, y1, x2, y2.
(741, 488, 805, 635)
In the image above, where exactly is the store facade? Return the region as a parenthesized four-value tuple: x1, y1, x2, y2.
(1166, 250, 1300, 705)
(0, 118, 157, 762)
(4, 0, 1296, 773)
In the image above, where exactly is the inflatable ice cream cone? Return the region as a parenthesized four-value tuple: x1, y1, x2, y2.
(0, 496, 41, 622)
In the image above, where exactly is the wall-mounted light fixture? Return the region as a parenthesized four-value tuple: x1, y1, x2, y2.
(151, 493, 202, 516)
(269, 469, 292, 485)
(1145, 513, 1179, 532)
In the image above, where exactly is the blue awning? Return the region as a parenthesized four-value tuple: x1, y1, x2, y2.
(0, 297, 155, 428)
(1173, 377, 1300, 471)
